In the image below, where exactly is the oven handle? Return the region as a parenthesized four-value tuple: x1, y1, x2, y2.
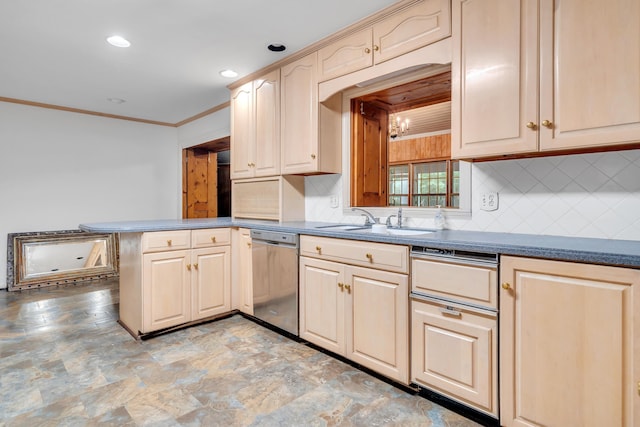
(252, 239, 298, 249)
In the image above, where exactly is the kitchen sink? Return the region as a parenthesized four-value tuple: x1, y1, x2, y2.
(386, 228, 434, 236)
(314, 224, 371, 231)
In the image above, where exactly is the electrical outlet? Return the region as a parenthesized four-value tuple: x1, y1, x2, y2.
(480, 192, 499, 211)
(330, 195, 339, 208)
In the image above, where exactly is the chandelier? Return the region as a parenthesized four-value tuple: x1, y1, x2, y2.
(389, 114, 409, 139)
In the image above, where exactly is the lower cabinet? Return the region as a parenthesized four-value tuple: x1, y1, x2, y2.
(299, 254, 409, 384)
(120, 228, 231, 337)
(411, 298, 497, 416)
(233, 228, 253, 315)
(500, 255, 640, 427)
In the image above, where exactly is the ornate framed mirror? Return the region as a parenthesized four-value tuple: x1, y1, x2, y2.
(7, 230, 119, 291)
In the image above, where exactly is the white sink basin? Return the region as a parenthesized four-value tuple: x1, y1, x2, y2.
(386, 228, 434, 236)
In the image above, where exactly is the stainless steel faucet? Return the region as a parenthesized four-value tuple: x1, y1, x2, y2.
(386, 207, 403, 228)
(397, 207, 403, 228)
(351, 207, 378, 225)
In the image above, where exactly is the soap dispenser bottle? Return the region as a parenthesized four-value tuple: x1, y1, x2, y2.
(434, 205, 445, 230)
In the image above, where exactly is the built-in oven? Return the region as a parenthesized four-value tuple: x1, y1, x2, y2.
(250, 229, 299, 336)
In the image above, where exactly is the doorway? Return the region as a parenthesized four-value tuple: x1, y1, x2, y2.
(182, 136, 231, 218)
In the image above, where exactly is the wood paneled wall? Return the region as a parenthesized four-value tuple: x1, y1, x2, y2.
(388, 133, 451, 163)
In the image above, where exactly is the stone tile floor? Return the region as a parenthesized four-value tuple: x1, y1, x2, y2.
(0, 279, 481, 426)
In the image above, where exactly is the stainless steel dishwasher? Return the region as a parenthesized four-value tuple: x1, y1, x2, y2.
(250, 229, 299, 336)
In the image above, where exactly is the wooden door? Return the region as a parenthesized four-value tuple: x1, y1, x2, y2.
(346, 265, 409, 384)
(183, 149, 217, 218)
(451, 0, 538, 159)
(254, 69, 281, 177)
(230, 81, 254, 179)
(539, 0, 640, 151)
(351, 100, 388, 207)
(299, 256, 345, 355)
(500, 256, 640, 427)
(281, 52, 318, 174)
(142, 250, 190, 332)
(191, 246, 230, 321)
(411, 298, 497, 415)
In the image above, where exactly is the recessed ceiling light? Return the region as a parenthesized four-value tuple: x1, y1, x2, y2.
(219, 69, 238, 78)
(107, 97, 126, 104)
(267, 44, 286, 52)
(106, 35, 131, 48)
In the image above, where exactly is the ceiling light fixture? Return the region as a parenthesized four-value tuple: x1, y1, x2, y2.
(267, 43, 286, 52)
(219, 69, 238, 78)
(389, 114, 409, 139)
(106, 35, 131, 48)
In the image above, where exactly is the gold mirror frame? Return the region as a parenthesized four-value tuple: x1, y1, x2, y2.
(7, 230, 119, 291)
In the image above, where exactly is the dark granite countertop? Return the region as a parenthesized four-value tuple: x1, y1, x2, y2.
(79, 218, 640, 269)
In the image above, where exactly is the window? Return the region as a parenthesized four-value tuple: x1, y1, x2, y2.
(389, 160, 459, 208)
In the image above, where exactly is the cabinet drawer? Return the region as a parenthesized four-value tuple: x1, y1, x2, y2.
(301, 235, 408, 274)
(142, 230, 191, 253)
(412, 258, 497, 309)
(191, 228, 231, 248)
(411, 297, 497, 416)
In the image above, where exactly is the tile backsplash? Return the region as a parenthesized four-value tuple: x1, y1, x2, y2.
(305, 149, 640, 241)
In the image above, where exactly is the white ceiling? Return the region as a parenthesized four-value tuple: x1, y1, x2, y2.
(0, 0, 398, 124)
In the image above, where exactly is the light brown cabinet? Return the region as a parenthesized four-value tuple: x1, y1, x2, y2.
(280, 53, 341, 175)
(410, 254, 498, 417)
(299, 235, 409, 384)
(230, 70, 280, 179)
(318, 0, 451, 82)
(120, 228, 231, 337)
(451, 0, 640, 160)
(500, 255, 640, 427)
(232, 228, 253, 315)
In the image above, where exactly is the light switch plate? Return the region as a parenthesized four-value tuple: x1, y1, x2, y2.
(480, 192, 499, 211)
(330, 195, 339, 208)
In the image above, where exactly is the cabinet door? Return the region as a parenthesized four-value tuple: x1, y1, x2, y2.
(254, 69, 281, 177)
(299, 256, 345, 355)
(451, 0, 538, 159)
(237, 229, 253, 315)
(373, 0, 451, 65)
(411, 298, 497, 416)
(191, 246, 230, 321)
(539, 0, 640, 151)
(346, 265, 409, 384)
(318, 28, 373, 82)
(281, 52, 319, 174)
(500, 256, 640, 427)
(230, 81, 254, 179)
(142, 250, 191, 332)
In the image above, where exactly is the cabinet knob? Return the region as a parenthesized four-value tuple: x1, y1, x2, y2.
(194, 263, 198, 270)
(315, 246, 322, 253)
(186, 264, 192, 271)
(167, 239, 172, 246)
(373, 45, 379, 51)
(247, 242, 252, 247)
(344, 284, 351, 293)
(502, 282, 511, 290)
(310, 154, 316, 159)
(364, 47, 371, 54)
(338, 282, 344, 290)
(365, 253, 373, 261)
(542, 119, 553, 128)
(211, 236, 216, 243)
(526, 122, 537, 130)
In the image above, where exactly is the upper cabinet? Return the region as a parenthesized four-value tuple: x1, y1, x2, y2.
(318, 0, 451, 82)
(230, 70, 280, 179)
(281, 53, 341, 175)
(451, 0, 640, 160)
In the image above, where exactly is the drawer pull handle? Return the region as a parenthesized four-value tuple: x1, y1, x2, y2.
(167, 239, 172, 246)
(211, 236, 216, 243)
(194, 263, 198, 270)
(186, 264, 191, 271)
(439, 306, 461, 317)
(344, 284, 351, 293)
(365, 253, 373, 261)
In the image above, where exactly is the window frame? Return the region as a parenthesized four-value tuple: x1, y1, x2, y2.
(388, 160, 460, 208)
